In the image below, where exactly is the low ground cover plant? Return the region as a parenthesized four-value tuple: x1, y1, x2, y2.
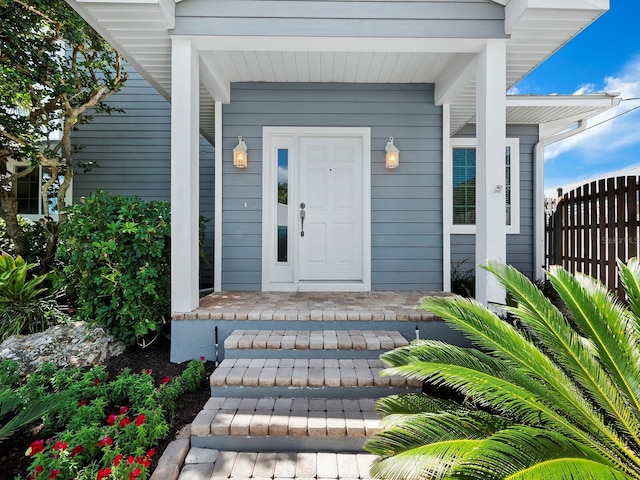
(0, 357, 205, 480)
(367, 259, 640, 479)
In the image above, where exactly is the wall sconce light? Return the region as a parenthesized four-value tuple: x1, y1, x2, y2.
(233, 136, 248, 168)
(385, 137, 399, 169)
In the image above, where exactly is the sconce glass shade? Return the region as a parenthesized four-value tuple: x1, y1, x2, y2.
(385, 137, 399, 169)
(233, 136, 248, 168)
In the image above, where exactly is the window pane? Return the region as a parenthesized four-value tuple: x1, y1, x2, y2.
(16, 167, 40, 215)
(277, 149, 288, 263)
(452, 148, 476, 225)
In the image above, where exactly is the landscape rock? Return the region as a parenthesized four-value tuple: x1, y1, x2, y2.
(0, 321, 126, 374)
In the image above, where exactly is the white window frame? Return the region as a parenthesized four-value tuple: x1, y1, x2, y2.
(7, 159, 73, 221)
(448, 137, 520, 234)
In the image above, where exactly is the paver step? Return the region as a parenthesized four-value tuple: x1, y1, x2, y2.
(224, 329, 408, 351)
(178, 450, 376, 480)
(210, 358, 422, 398)
(191, 397, 381, 452)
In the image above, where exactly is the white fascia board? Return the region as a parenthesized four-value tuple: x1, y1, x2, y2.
(188, 36, 491, 54)
(435, 54, 477, 106)
(506, 94, 620, 108)
(505, 0, 608, 34)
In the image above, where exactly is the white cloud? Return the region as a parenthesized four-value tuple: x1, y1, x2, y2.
(544, 56, 640, 163)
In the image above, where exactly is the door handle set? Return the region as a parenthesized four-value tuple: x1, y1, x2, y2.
(299, 202, 306, 237)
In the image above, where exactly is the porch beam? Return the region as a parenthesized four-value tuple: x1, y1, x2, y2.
(434, 53, 477, 106)
(200, 55, 231, 104)
(475, 41, 507, 305)
(171, 37, 200, 313)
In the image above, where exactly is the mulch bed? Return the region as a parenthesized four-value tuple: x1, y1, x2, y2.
(0, 339, 215, 480)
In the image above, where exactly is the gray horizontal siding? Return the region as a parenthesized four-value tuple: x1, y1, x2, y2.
(175, 0, 504, 38)
(71, 65, 216, 288)
(450, 124, 539, 279)
(223, 82, 443, 291)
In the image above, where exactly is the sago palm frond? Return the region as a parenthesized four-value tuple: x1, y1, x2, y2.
(619, 258, 640, 325)
(452, 425, 620, 480)
(370, 440, 482, 480)
(548, 266, 640, 417)
(485, 262, 640, 449)
(375, 393, 453, 417)
(365, 410, 509, 457)
(366, 259, 640, 479)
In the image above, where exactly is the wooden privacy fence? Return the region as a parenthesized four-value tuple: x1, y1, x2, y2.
(545, 175, 640, 297)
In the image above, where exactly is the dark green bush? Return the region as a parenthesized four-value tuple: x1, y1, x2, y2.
(56, 191, 171, 346)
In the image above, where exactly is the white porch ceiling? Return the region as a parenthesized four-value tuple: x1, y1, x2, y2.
(66, 0, 609, 143)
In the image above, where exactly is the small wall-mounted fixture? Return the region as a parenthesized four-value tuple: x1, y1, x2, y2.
(233, 136, 248, 168)
(385, 137, 399, 169)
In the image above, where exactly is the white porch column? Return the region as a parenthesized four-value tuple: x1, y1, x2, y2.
(171, 37, 200, 313)
(475, 41, 507, 305)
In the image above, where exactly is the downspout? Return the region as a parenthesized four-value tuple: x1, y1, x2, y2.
(533, 119, 587, 280)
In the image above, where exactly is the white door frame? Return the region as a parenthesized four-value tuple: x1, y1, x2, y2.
(261, 126, 371, 292)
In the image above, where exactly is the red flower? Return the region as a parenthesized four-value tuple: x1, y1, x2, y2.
(143, 368, 152, 375)
(98, 436, 113, 448)
(70, 445, 83, 457)
(113, 454, 123, 466)
(96, 467, 111, 480)
(26, 439, 45, 456)
(49, 469, 60, 479)
(29, 465, 44, 479)
(53, 441, 68, 451)
(78, 398, 88, 407)
(119, 406, 129, 415)
(119, 417, 131, 428)
(200, 355, 205, 361)
(159, 376, 171, 384)
(106, 413, 117, 426)
(94, 378, 100, 386)
(146, 448, 156, 458)
(127, 456, 134, 465)
(135, 414, 145, 426)
(129, 467, 141, 480)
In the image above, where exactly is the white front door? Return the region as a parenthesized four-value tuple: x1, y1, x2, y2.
(262, 127, 371, 291)
(298, 136, 363, 281)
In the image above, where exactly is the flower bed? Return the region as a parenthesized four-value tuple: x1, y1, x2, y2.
(2, 352, 207, 480)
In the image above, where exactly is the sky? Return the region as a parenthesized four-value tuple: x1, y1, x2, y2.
(508, 0, 640, 194)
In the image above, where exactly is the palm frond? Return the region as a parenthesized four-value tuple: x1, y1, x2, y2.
(618, 258, 640, 330)
(504, 458, 634, 480)
(485, 262, 640, 447)
(453, 425, 629, 480)
(548, 266, 640, 421)
(365, 410, 509, 457)
(418, 295, 635, 454)
(370, 440, 481, 480)
(375, 393, 453, 417)
(383, 361, 631, 472)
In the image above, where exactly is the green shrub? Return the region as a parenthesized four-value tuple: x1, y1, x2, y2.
(56, 192, 171, 346)
(0, 216, 48, 267)
(0, 253, 67, 342)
